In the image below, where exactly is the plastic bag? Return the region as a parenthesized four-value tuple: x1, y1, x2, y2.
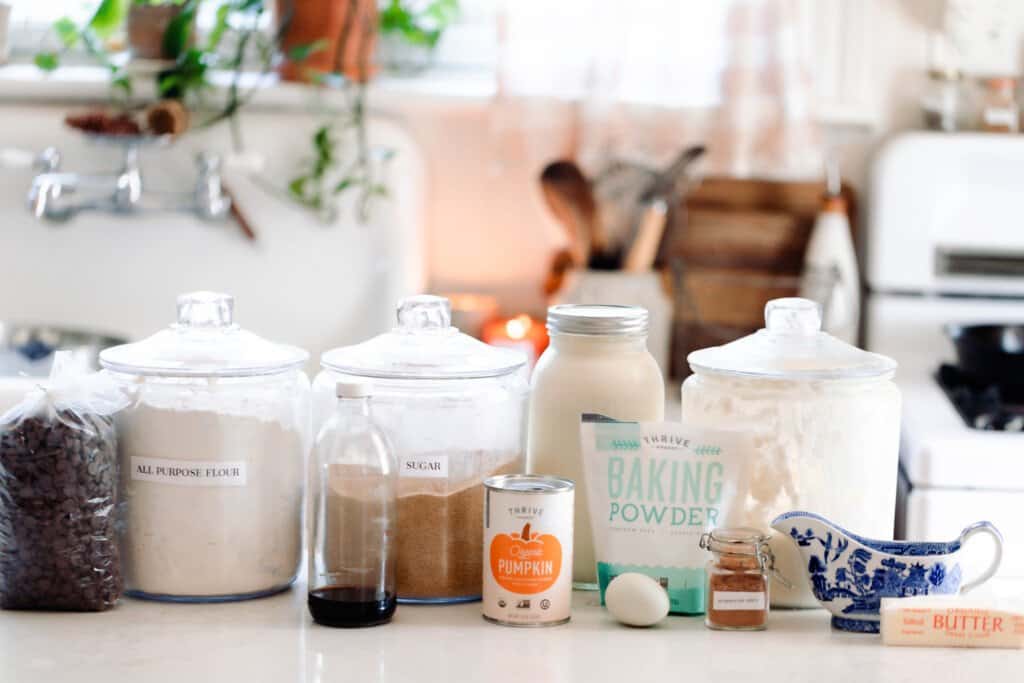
(0, 352, 129, 611)
(580, 414, 751, 615)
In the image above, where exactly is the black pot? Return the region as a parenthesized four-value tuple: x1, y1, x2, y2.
(946, 324, 1024, 401)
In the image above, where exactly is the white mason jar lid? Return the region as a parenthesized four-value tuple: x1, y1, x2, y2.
(546, 304, 649, 337)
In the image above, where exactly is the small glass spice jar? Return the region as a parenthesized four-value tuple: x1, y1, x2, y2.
(699, 528, 777, 631)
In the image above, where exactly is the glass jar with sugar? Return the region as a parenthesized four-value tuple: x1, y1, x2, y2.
(314, 295, 528, 603)
(100, 291, 310, 602)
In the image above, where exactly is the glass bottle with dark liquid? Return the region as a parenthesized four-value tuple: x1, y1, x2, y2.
(309, 382, 398, 627)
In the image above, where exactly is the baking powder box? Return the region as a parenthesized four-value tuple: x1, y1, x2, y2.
(483, 474, 574, 627)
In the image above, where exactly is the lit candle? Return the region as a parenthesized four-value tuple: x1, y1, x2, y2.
(482, 314, 549, 369)
(444, 293, 500, 339)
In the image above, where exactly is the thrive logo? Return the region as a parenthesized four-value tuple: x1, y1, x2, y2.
(642, 433, 719, 455)
(643, 433, 688, 448)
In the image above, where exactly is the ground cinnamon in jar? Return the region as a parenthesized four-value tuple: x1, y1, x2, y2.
(699, 528, 772, 631)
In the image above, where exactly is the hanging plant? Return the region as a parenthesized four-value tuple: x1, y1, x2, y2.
(280, 0, 393, 223)
(378, 0, 458, 74)
(34, 0, 134, 101)
(33, 0, 391, 223)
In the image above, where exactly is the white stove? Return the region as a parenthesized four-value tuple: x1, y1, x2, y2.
(865, 133, 1024, 586)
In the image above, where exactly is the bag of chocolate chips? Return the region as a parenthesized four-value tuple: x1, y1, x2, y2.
(0, 352, 129, 611)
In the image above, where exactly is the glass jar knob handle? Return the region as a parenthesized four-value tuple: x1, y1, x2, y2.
(396, 295, 452, 331)
(764, 297, 821, 335)
(176, 291, 235, 329)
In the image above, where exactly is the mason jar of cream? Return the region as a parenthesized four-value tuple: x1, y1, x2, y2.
(527, 304, 664, 588)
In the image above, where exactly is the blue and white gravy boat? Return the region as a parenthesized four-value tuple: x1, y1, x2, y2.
(771, 511, 1003, 633)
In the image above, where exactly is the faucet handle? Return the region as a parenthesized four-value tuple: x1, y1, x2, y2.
(194, 152, 231, 220)
(36, 147, 61, 173)
(196, 151, 221, 175)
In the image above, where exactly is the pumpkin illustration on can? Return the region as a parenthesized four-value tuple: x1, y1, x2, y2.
(490, 522, 563, 594)
(483, 474, 574, 627)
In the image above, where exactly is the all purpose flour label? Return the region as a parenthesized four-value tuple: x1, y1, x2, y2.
(130, 457, 248, 487)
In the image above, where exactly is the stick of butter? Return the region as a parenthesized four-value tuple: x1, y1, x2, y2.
(881, 596, 1024, 649)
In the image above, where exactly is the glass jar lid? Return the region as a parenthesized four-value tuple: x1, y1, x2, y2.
(546, 304, 649, 337)
(99, 291, 309, 378)
(320, 295, 527, 380)
(687, 298, 897, 380)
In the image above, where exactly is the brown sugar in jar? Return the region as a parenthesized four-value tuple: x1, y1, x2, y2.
(699, 528, 774, 631)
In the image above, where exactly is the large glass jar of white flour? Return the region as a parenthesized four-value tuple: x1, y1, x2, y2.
(529, 305, 665, 588)
(314, 295, 528, 604)
(100, 292, 310, 602)
(681, 298, 900, 608)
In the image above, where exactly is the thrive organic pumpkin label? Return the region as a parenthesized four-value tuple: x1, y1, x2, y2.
(490, 522, 562, 594)
(483, 477, 574, 626)
(580, 415, 749, 615)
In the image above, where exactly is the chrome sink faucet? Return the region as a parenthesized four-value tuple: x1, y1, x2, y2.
(27, 143, 231, 223)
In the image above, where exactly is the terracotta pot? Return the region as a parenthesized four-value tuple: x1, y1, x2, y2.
(127, 4, 192, 61)
(276, 0, 377, 83)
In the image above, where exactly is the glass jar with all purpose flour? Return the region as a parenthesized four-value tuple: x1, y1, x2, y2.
(681, 298, 900, 608)
(314, 295, 528, 604)
(100, 292, 310, 602)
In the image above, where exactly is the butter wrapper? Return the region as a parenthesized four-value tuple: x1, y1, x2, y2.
(881, 596, 1024, 649)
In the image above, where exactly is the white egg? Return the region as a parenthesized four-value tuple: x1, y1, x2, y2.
(605, 573, 670, 627)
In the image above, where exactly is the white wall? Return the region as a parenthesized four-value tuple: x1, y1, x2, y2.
(379, 0, 992, 318)
(0, 104, 427, 368)
(2, 0, 1009, 328)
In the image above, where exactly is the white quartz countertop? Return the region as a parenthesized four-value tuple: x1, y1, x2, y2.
(1, 588, 1019, 683)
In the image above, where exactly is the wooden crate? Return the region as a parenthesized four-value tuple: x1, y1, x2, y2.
(664, 176, 857, 379)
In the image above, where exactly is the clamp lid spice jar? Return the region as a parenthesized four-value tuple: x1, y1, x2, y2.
(314, 295, 529, 603)
(100, 291, 310, 602)
(699, 528, 778, 631)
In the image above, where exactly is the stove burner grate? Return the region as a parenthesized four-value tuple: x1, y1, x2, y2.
(937, 364, 1024, 431)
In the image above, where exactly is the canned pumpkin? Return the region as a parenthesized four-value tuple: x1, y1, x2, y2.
(482, 474, 574, 626)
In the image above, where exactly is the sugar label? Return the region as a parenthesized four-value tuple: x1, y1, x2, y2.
(400, 454, 448, 479)
(712, 591, 766, 611)
(131, 457, 247, 487)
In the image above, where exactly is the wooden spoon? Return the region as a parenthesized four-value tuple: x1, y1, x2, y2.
(540, 160, 605, 267)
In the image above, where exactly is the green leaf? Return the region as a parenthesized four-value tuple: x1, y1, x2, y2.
(88, 0, 130, 39)
(206, 4, 231, 51)
(333, 178, 354, 194)
(288, 177, 308, 199)
(111, 73, 133, 96)
(370, 184, 389, 197)
(34, 52, 60, 71)
(158, 73, 181, 94)
(401, 25, 440, 47)
(379, 0, 457, 48)
(426, 0, 459, 24)
(287, 39, 329, 63)
(162, 0, 199, 60)
(53, 18, 80, 48)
